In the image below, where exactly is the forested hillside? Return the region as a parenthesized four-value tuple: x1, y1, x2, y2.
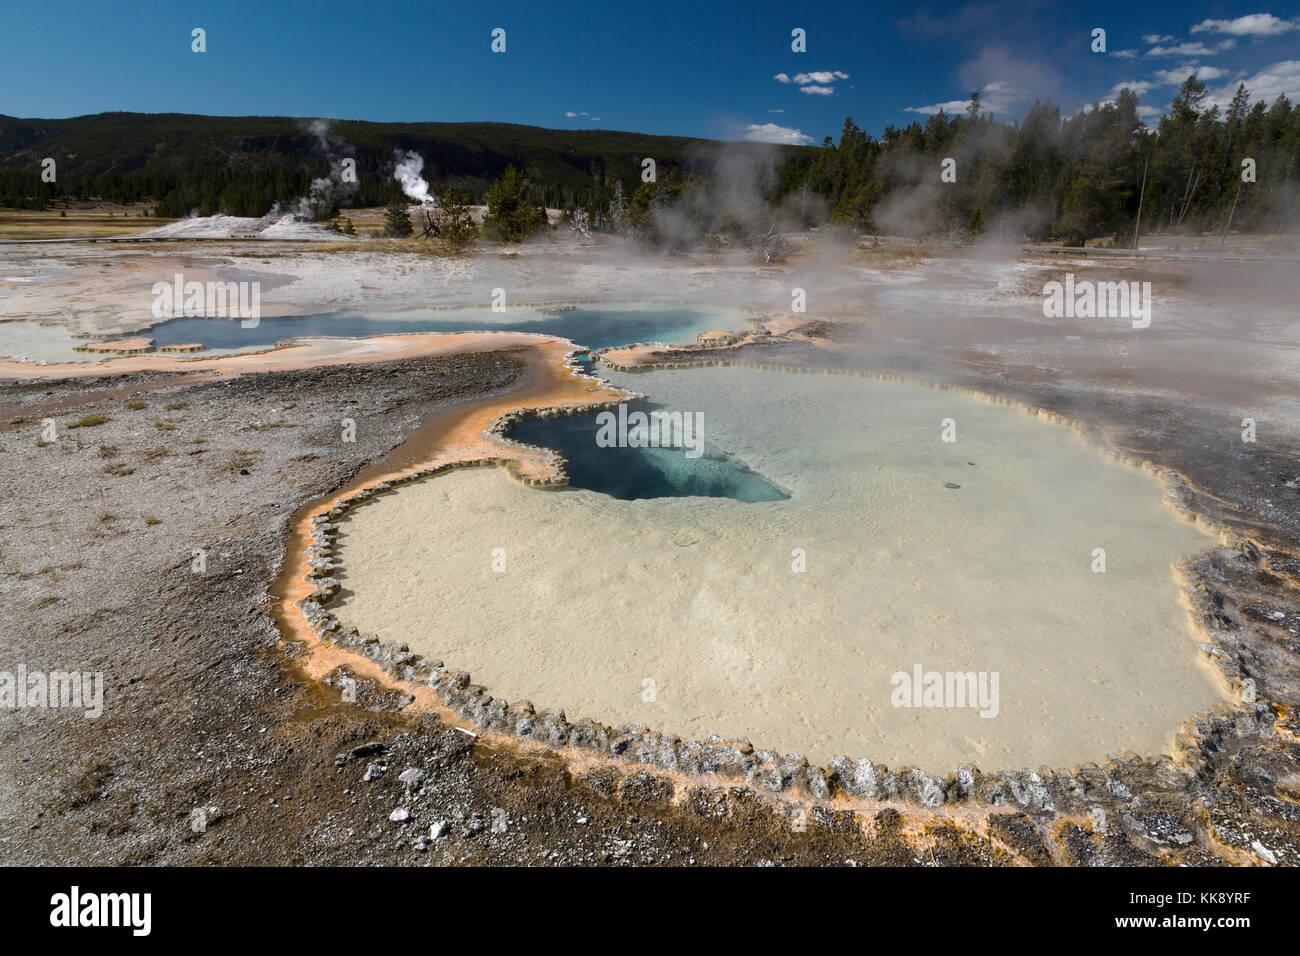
(771, 78, 1299, 239)
(0, 112, 751, 217)
(3, 75, 1296, 241)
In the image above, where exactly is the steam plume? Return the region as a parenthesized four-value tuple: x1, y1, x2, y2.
(394, 149, 436, 205)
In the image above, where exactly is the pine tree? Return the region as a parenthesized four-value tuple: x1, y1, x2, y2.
(482, 166, 546, 242)
(384, 199, 412, 238)
(439, 188, 478, 249)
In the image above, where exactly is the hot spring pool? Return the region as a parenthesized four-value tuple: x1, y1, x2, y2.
(0, 304, 745, 362)
(331, 365, 1228, 771)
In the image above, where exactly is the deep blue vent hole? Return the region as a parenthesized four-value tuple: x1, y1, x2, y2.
(508, 407, 790, 502)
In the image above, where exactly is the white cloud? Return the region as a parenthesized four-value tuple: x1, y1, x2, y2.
(791, 71, 849, 84)
(1152, 64, 1228, 84)
(767, 108, 785, 113)
(744, 123, 812, 145)
(957, 47, 1059, 110)
(1144, 33, 1176, 44)
(775, 70, 849, 94)
(1192, 14, 1298, 36)
(1146, 42, 1221, 57)
(1103, 64, 1236, 118)
(1112, 49, 1138, 59)
(565, 111, 576, 117)
(905, 98, 975, 115)
(1090, 89, 1166, 119)
(1206, 58, 1300, 110)
(902, 46, 1055, 118)
(1108, 80, 1156, 98)
(905, 79, 1026, 116)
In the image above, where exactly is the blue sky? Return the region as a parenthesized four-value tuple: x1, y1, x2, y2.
(2, 1, 1298, 143)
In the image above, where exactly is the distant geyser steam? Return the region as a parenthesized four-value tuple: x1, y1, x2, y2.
(393, 149, 436, 205)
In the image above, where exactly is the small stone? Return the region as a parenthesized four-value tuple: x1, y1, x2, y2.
(944, 482, 961, 489)
(1252, 841, 1278, 865)
(430, 821, 448, 840)
(390, 807, 411, 824)
(398, 768, 426, 789)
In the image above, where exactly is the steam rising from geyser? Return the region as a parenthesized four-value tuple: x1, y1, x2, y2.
(394, 149, 436, 205)
(286, 118, 358, 221)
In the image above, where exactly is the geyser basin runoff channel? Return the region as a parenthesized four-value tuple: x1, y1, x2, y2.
(332, 366, 1230, 771)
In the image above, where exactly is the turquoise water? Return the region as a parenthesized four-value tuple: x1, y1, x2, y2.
(509, 408, 789, 502)
(145, 305, 731, 353)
